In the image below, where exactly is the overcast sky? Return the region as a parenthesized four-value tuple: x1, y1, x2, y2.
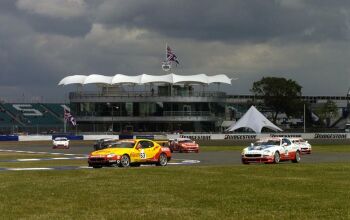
(1, 0, 350, 102)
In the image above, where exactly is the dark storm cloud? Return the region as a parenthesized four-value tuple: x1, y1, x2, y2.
(0, 0, 350, 101)
(14, 0, 94, 37)
(0, 0, 17, 13)
(96, 0, 350, 42)
(22, 15, 92, 37)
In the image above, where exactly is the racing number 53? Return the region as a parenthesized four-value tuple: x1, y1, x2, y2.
(140, 149, 146, 159)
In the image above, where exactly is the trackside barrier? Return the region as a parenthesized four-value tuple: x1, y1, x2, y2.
(171, 133, 350, 140)
(135, 135, 154, 140)
(119, 134, 134, 139)
(0, 133, 350, 142)
(19, 136, 52, 141)
(82, 135, 119, 141)
(0, 135, 19, 141)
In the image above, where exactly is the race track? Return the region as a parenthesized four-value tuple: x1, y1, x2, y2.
(0, 142, 350, 168)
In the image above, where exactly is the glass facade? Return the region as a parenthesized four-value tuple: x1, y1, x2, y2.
(69, 85, 228, 132)
(71, 102, 225, 118)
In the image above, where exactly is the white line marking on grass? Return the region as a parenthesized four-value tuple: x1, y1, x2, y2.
(169, 159, 201, 165)
(51, 157, 70, 160)
(79, 166, 92, 169)
(17, 159, 41, 162)
(0, 166, 93, 172)
(8, 168, 53, 171)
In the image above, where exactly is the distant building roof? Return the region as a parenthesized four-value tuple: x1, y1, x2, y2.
(58, 73, 232, 86)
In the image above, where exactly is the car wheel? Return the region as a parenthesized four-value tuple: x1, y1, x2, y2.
(156, 153, 168, 166)
(92, 165, 102, 169)
(292, 151, 301, 163)
(179, 148, 183, 153)
(273, 151, 280, 164)
(241, 160, 249, 165)
(120, 154, 130, 167)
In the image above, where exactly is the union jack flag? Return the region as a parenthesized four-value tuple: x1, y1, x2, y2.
(64, 108, 77, 126)
(167, 46, 179, 64)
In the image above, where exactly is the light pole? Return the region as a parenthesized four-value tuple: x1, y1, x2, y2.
(107, 102, 120, 133)
(304, 103, 306, 133)
(107, 102, 112, 132)
(111, 105, 119, 133)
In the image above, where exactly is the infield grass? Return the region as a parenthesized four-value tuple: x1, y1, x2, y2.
(0, 163, 349, 220)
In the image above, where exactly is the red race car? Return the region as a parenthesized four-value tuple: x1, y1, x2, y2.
(169, 138, 199, 153)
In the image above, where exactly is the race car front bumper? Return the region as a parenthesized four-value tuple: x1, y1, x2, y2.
(53, 145, 69, 149)
(88, 155, 121, 167)
(180, 148, 199, 153)
(301, 148, 311, 154)
(241, 155, 275, 163)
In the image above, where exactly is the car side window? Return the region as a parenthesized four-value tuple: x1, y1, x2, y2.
(139, 141, 154, 149)
(282, 139, 291, 146)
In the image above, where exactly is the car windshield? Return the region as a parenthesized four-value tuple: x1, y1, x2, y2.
(255, 140, 280, 146)
(110, 142, 135, 148)
(55, 138, 67, 141)
(179, 140, 193, 143)
(101, 141, 113, 146)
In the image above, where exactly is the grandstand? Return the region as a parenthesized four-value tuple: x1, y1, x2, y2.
(0, 103, 69, 134)
(44, 103, 66, 117)
(0, 107, 18, 126)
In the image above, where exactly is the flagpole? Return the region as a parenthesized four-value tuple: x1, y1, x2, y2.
(304, 103, 306, 133)
(165, 43, 167, 61)
(64, 119, 67, 133)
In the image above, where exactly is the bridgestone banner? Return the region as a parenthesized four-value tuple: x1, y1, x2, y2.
(1, 133, 350, 141)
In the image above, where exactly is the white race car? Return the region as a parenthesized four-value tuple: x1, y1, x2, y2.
(241, 138, 301, 164)
(53, 137, 69, 149)
(291, 138, 312, 154)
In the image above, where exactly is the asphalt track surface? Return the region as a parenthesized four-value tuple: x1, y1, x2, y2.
(0, 143, 350, 166)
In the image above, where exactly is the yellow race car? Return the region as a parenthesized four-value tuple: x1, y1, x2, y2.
(88, 139, 172, 168)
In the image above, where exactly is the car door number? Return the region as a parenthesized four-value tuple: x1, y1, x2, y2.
(140, 150, 146, 159)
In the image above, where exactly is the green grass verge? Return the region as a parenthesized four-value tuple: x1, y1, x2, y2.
(0, 163, 349, 219)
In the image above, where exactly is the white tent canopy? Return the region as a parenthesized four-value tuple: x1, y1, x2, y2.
(84, 74, 113, 85)
(58, 73, 232, 86)
(226, 106, 282, 133)
(111, 74, 143, 85)
(58, 75, 87, 85)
